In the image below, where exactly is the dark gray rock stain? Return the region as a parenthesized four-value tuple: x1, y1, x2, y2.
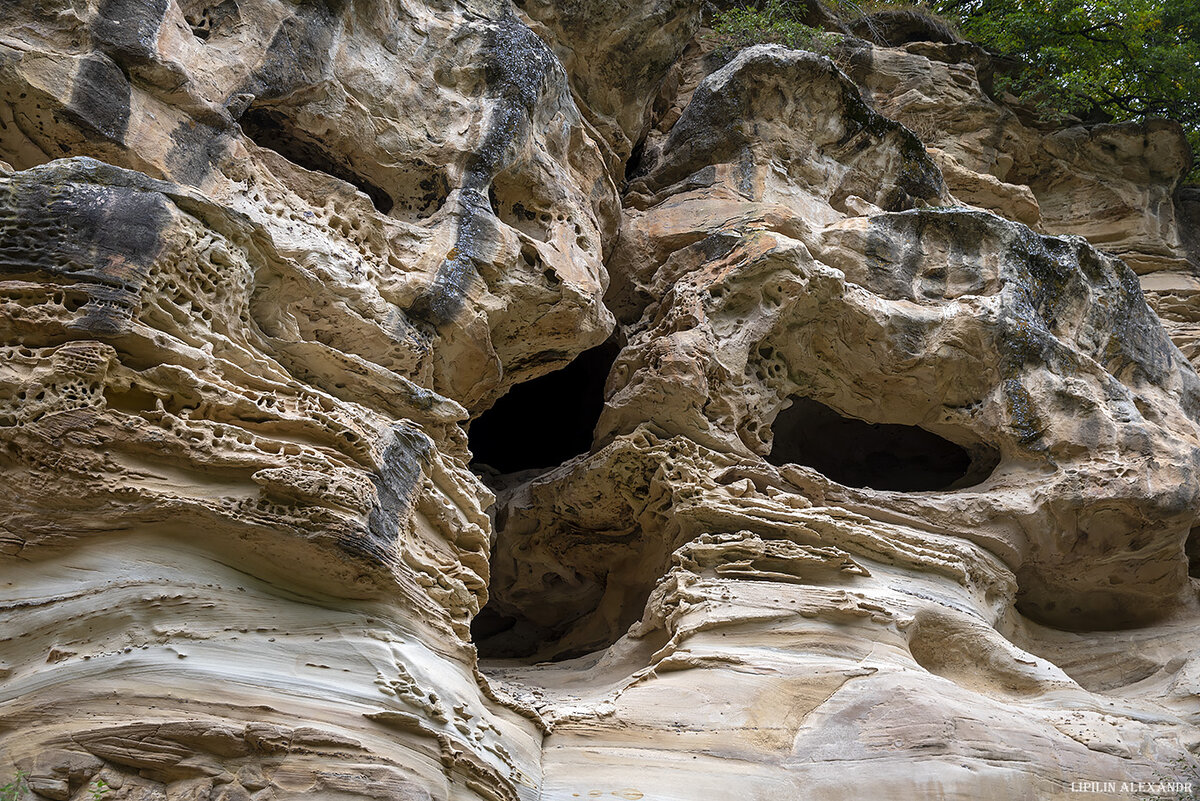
(407, 13, 560, 327)
(636, 47, 943, 209)
(353, 423, 433, 564)
(92, 0, 170, 69)
(0, 159, 170, 336)
(861, 209, 1195, 452)
(236, 0, 346, 102)
(66, 54, 132, 145)
(165, 118, 231, 186)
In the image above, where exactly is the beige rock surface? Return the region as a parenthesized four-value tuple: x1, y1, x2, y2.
(1, 2, 1200, 800)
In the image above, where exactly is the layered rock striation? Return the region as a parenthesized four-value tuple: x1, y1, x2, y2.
(1, 1, 1199, 800)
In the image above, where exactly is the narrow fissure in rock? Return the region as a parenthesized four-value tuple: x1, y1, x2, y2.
(1187, 526, 1200, 578)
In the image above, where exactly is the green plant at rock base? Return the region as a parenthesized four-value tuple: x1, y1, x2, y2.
(709, 0, 837, 59)
(1158, 757, 1200, 801)
(0, 772, 29, 801)
(0, 772, 109, 801)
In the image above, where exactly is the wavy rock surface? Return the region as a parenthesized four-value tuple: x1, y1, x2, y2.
(1, 2, 1199, 800)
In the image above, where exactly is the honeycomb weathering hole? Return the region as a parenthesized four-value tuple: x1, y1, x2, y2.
(766, 397, 996, 491)
(468, 339, 619, 475)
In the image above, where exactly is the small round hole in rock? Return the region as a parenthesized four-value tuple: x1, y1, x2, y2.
(767, 396, 995, 491)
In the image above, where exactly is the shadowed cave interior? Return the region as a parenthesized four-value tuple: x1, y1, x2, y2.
(470, 376, 1001, 660)
(471, 606, 564, 660)
(469, 339, 620, 660)
(767, 397, 998, 491)
(1187, 526, 1200, 578)
(468, 339, 620, 475)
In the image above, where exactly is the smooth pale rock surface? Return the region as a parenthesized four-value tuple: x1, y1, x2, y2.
(1, 2, 1200, 800)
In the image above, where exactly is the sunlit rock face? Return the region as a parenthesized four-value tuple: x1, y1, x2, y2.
(1, 2, 1199, 800)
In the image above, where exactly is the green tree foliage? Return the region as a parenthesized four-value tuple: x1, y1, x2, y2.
(928, 0, 1200, 180)
(709, 0, 1198, 179)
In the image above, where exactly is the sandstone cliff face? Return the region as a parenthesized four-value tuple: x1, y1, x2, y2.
(1, 1, 1198, 800)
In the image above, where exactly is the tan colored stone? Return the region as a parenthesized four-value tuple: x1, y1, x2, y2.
(2, 2, 1200, 800)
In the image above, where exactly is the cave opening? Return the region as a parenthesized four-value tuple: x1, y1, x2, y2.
(238, 107, 394, 214)
(767, 396, 995, 491)
(470, 606, 562, 660)
(468, 339, 619, 475)
(1186, 526, 1200, 579)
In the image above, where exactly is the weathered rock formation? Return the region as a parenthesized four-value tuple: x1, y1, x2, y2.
(1, 1, 1199, 799)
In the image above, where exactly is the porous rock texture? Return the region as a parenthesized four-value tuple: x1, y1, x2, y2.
(1, 1, 1200, 800)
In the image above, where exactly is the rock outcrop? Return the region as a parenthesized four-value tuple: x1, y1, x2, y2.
(2, 1, 1199, 800)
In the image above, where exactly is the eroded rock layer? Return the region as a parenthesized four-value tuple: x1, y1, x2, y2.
(2, 1, 1199, 800)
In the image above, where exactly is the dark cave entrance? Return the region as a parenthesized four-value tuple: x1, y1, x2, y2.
(1186, 526, 1200, 579)
(468, 339, 620, 475)
(767, 397, 996, 491)
(238, 107, 394, 214)
(469, 338, 620, 660)
(470, 606, 553, 659)
(472, 585, 612, 661)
